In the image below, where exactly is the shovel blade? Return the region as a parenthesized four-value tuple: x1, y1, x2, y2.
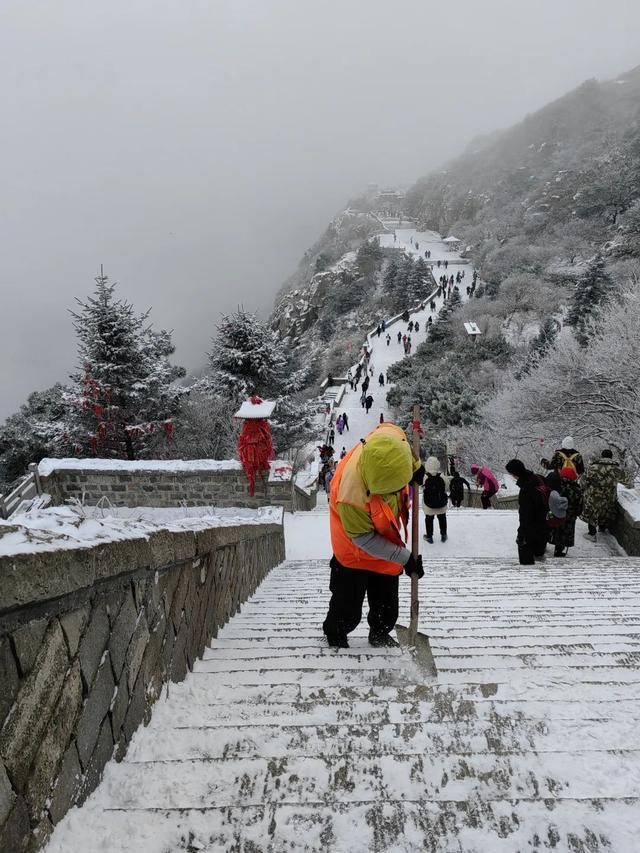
(395, 624, 437, 677)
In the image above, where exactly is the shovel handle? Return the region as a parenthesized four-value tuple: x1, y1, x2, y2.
(410, 404, 421, 636)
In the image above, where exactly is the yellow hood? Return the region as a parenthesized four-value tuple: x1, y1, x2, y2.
(360, 425, 413, 495)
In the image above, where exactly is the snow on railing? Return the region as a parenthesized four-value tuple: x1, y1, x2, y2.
(0, 463, 42, 519)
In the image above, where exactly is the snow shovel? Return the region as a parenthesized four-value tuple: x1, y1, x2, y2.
(395, 405, 437, 677)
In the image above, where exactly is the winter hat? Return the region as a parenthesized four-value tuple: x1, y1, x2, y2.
(549, 490, 568, 519)
(360, 428, 413, 496)
(505, 459, 526, 478)
(425, 456, 441, 475)
(559, 466, 578, 481)
(561, 436, 575, 450)
(470, 464, 480, 475)
(602, 449, 613, 459)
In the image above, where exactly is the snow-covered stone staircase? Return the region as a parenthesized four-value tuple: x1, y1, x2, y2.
(46, 556, 640, 852)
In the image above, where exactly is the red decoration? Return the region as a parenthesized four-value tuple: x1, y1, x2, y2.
(163, 421, 174, 441)
(90, 437, 98, 454)
(238, 396, 274, 495)
(94, 404, 103, 418)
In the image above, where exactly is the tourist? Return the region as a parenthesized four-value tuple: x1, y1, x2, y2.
(580, 450, 632, 540)
(505, 459, 548, 565)
(449, 470, 471, 508)
(542, 436, 585, 477)
(545, 467, 583, 557)
(470, 463, 499, 509)
(422, 456, 449, 543)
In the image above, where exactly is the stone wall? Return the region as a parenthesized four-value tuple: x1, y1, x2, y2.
(0, 519, 285, 852)
(461, 490, 519, 510)
(293, 484, 318, 511)
(611, 502, 640, 556)
(39, 462, 297, 512)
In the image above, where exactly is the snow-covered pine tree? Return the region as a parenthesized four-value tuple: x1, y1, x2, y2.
(0, 384, 69, 486)
(428, 289, 461, 346)
(208, 309, 288, 401)
(383, 255, 400, 296)
(66, 269, 185, 460)
(565, 253, 614, 345)
(408, 256, 430, 304)
(208, 309, 315, 468)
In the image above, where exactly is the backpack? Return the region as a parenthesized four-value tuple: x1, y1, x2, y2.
(556, 450, 578, 475)
(423, 474, 447, 509)
(534, 475, 551, 512)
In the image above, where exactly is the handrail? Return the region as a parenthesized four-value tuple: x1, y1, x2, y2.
(0, 463, 42, 519)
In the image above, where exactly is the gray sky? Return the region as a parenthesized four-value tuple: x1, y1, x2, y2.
(1, 0, 639, 419)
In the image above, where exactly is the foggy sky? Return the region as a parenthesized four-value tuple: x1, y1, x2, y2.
(1, 0, 639, 419)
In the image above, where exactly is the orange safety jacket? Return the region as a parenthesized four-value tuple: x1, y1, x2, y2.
(329, 439, 410, 576)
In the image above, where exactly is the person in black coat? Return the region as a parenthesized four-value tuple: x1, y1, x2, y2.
(449, 471, 471, 508)
(506, 459, 548, 565)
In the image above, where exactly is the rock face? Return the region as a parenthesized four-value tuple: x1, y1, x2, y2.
(41, 543, 640, 852)
(0, 519, 284, 852)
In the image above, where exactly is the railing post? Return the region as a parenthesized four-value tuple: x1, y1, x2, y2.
(28, 462, 42, 495)
(0, 496, 7, 520)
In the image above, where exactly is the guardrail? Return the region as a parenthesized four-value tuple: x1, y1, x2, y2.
(0, 463, 42, 519)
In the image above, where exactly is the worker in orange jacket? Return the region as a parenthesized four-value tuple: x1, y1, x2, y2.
(322, 422, 425, 648)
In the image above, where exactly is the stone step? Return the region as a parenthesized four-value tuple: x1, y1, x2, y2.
(125, 717, 640, 763)
(96, 749, 640, 811)
(186, 670, 640, 703)
(149, 694, 640, 728)
(46, 796, 640, 853)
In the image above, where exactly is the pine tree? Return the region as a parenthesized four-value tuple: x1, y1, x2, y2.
(383, 256, 400, 295)
(565, 254, 614, 345)
(208, 309, 288, 400)
(0, 384, 68, 486)
(66, 269, 185, 460)
(408, 257, 430, 304)
(208, 310, 315, 466)
(428, 368, 478, 427)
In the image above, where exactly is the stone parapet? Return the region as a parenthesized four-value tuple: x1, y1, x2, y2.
(39, 462, 297, 512)
(0, 518, 284, 851)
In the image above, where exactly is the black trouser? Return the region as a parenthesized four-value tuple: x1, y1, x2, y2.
(481, 491, 496, 509)
(517, 537, 547, 565)
(323, 558, 399, 642)
(588, 523, 597, 536)
(425, 514, 447, 537)
(450, 495, 463, 508)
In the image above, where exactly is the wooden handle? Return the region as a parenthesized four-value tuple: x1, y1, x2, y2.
(409, 404, 421, 639)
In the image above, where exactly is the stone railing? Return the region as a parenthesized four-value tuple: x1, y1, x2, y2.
(0, 516, 284, 851)
(38, 459, 298, 513)
(611, 488, 640, 556)
(460, 488, 519, 510)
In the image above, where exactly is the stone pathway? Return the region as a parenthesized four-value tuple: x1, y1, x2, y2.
(46, 551, 640, 852)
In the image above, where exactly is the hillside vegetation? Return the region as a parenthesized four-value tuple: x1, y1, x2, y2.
(275, 64, 640, 471)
